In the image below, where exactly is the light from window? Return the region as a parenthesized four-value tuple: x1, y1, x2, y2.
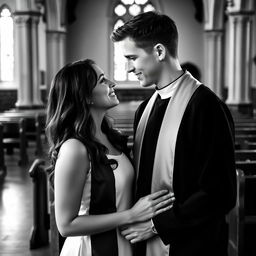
(115, 4, 127, 16)
(114, 19, 124, 30)
(129, 4, 141, 16)
(114, 20, 126, 81)
(121, 0, 134, 5)
(0, 7, 13, 82)
(128, 71, 137, 81)
(135, 0, 148, 4)
(144, 4, 155, 12)
(114, 44, 126, 81)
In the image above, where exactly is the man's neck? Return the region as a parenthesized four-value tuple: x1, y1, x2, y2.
(156, 69, 184, 90)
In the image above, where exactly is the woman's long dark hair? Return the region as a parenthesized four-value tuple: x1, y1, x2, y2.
(45, 59, 128, 184)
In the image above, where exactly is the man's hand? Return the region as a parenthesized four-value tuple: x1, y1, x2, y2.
(120, 220, 155, 243)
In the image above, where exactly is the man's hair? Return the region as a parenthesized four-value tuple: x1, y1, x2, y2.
(111, 11, 178, 58)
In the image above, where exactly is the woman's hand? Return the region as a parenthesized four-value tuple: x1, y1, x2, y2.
(128, 190, 175, 223)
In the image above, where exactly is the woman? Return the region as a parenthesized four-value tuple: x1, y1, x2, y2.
(46, 59, 174, 256)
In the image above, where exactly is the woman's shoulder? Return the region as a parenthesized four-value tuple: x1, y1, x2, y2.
(55, 138, 91, 177)
(58, 138, 89, 162)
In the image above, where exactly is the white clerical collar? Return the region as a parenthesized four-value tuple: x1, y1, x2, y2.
(156, 71, 186, 99)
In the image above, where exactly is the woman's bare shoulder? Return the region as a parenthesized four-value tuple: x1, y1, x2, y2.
(57, 138, 90, 171)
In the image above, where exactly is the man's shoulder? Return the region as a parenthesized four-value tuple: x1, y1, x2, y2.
(190, 84, 225, 108)
(188, 84, 233, 123)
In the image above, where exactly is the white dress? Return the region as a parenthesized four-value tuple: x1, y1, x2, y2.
(60, 153, 134, 256)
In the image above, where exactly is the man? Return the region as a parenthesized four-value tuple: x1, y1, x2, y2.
(111, 11, 236, 256)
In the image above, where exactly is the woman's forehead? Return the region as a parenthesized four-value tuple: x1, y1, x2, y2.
(91, 64, 104, 78)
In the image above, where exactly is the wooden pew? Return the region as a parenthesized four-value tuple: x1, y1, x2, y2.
(0, 111, 46, 156)
(235, 122, 256, 128)
(29, 158, 65, 255)
(228, 169, 245, 256)
(29, 159, 49, 249)
(235, 150, 256, 161)
(234, 117, 256, 123)
(235, 161, 256, 175)
(244, 141, 256, 149)
(48, 173, 66, 256)
(0, 117, 28, 166)
(26, 113, 46, 156)
(235, 134, 256, 143)
(244, 175, 256, 256)
(0, 123, 7, 181)
(234, 142, 241, 150)
(235, 128, 256, 135)
(228, 170, 256, 256)
(235, 135, 256, 149)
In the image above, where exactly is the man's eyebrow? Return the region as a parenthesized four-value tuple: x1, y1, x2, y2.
(124, 55, 136, 58)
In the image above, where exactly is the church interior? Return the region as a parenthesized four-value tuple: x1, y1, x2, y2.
(0, 0, 256, 255)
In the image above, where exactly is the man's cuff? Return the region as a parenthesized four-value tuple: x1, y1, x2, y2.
(151, 219, 158, 234)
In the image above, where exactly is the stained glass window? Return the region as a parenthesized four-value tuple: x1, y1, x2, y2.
(113, 0, 156, 82)
(0, 6, 13, 82)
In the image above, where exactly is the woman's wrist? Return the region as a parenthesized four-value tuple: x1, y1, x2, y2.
(125, 209, 133, 225)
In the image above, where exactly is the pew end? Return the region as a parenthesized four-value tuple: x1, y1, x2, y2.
(29, 158, 66, 255)
(29, 158, 49, 249)
(228, 169, 245, 256)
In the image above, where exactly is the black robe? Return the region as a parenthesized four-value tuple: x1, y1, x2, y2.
(134, 85, 237, 256)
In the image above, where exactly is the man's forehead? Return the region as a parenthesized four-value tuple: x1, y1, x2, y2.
(117, 37, 145, 55)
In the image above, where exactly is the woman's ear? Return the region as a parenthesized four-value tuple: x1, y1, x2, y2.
(153, 43, 166, 61)
(86, 98, 94, 105)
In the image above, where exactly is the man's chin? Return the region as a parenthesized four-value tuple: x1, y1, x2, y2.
(140, 81, 154, 88)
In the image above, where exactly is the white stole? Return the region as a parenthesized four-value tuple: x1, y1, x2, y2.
(134, 72, 201, 256)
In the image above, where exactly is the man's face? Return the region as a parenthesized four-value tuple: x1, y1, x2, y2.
(117, 37, 161, 87)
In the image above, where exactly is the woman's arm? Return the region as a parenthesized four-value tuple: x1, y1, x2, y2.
(54, 139, 174, 237)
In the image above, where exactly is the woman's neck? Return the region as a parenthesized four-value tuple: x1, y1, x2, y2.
(90, 108, 105, 137)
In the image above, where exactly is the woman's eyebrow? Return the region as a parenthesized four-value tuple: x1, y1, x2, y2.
(97, 73, 104, 82)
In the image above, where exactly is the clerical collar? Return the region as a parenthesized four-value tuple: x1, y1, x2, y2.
(156, 71, 186, 99)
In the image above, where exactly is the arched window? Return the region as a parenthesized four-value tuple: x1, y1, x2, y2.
(0, 5, 13, 82)
(112, 0, 157, 83)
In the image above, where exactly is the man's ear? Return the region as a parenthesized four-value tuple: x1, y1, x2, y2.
(153, 43, 166, 61)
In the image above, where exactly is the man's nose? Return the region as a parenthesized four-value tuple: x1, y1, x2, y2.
(126, 61, 135, 73)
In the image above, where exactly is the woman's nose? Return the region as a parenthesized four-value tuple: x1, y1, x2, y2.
(109, 80, 116, 88)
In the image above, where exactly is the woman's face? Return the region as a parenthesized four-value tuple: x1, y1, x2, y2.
(90, 64, 119, 110)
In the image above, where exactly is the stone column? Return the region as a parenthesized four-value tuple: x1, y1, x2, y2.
(225, 7, 255, 115)
(46, 30, 66, 93)
(204, 30, 224, 99)
(13, 11, 44, 109)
